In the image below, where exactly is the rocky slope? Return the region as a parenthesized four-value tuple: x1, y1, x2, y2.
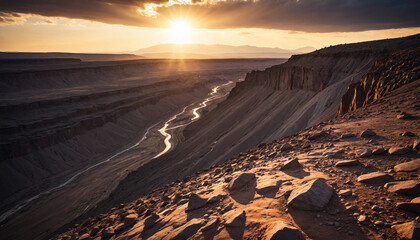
(54, 68, 420, 240)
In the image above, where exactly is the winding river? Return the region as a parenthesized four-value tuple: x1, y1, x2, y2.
(0, 80, 233, 224)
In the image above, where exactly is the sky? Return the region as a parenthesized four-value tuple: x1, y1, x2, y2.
(0, 0, 419, 52)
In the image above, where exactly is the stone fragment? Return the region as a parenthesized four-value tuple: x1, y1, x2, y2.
(228, 172, 256, 191)
(101, 227, 115, 238)
(341, 133, 355, 139)
(221, 202, 234, 214)
(389, 147, 411, 155)
(124, 214, 138, 226)
(186, 193, 207, 211)
(144, 213, 160, 229)
(397, 197, 420, 214)
(361, 130, 376, 138)
(265, 221, 305, 240)
(256, 179, 280, 195)
(79, 233, 91, 240)
(372, 147, 387, 155)
(287, 179, 333, 211)
(308, 131, 328, 140)
(339, 189, 352, 197)
(414, 140, 420, 149)
(200, 217, 219, 233)
(359, 149, 373, 158)
(392, 221, 420, 240)
(357, 215, 367, 223)
(357, 172, 393, 184)
(281, 143, 293, 151)
(224, 210, 246, 227)
(207, 194, 224, 204)
(280, 158, 302, 170)
(335, 159, 360, 167)
(397, 112, 412, 119)
(403, 131, 415, 137)
(387, 180, 420, 196)
(169, 219, 203, 240)
(394, 159, 420, 172)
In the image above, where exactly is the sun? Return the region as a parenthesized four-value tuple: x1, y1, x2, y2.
(170, 20, 191, 43)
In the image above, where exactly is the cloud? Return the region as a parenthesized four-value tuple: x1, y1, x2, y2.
(0, 0, 419, 32)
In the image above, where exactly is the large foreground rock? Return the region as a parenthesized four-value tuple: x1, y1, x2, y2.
(265, 221, 305, 240)
(228, 172, 256, 191)
(186, 193, 207, 211)
(394, 159, 420, 172)
(392, 221, 420, 240)
(357, 172, 393, 184)
(387, 180, 420, 196)
(287, 179, 333, 211)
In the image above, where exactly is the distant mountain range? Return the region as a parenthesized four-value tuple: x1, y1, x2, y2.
(133, 44, 316, 59)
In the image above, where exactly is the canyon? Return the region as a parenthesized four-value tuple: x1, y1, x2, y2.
(0, 34, 419, 240)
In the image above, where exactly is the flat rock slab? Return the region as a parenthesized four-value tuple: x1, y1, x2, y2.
(339, 189, 352, 197)
(357, 172, 393, 184)
(280, 159, 302, 170)
(392, 221, 420, 240)
(387, 180, 420, 196)
(169, 219, 203, 240)
(287, 178, 333, 211)
(186, 193, 207, 211)
(394, 159, 420, 172)
(397, 197, 420, 214)
(224, 210, 246, 227)
(389, 147, 411, 155)
(256, 179, 280, 195)
(265, 221, 305, 240)
(335, 159, 360, 167)
(228, 172, 256, 191)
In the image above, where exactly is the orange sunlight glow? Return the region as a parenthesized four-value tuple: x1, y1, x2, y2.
(170, 20, 191, 43)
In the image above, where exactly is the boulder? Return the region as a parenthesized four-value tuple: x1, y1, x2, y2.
(280, 159, 302, 170)
(360, 130, 376, 138)
(387, 180, 420, 196)
(228, 172, 256, 191)
(308, 131, 328, 140)
(200, 217, 219, 233)
(144, 213, 160, 229)
(338, 189, 352, 197)
(207, 194, 224, 204)
(394, 159, 420, 172)
(186, 193, 207, 211)
(357, 172, 393, 184)
(79, 233, 91, 240)
(265, 221, 305, 240)
(392, 221, 420, 240)
(101, 227, 115, 238)
(224, 210, 246, 227)
(414, 140, 420, 149)
(256, 179, 280, 195)
(169, 219, 203, 240)
(335, 159, 360, 167)
(372, 147, 387, 155)
(389, 147, 411, 155)
(281, 143, 293, 151)
(287, 179, 333, 211)
(397, 112, 412, 119)
(341, 133, 355, 139)
(397, 197, 420, 214)
(123, 213, 138, 226)
(359, 149, 373, 158)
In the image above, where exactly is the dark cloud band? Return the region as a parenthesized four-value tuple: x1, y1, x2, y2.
(0, 0, 419, 32)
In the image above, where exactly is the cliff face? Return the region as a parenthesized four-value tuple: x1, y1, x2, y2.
(337, 47, 420, 115)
